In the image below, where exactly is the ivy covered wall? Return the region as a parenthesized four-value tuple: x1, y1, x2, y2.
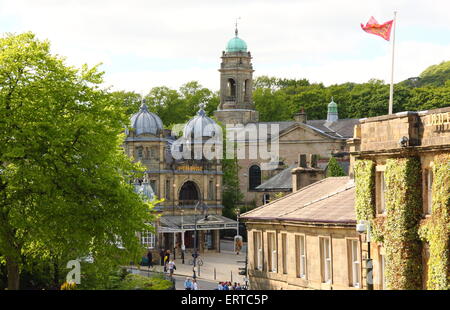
(418, 154, 450, 290)
(354, 160, 375, 221)
(354, 157, 424, 290)
(383, 157, 423, 290)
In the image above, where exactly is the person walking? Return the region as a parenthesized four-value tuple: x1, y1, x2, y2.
(159, 249, 165, 266)
(217, 282, 223, 290)
(163, 250, 170, 273)
(168, 259, 176, 277)
(192, 279, 199, 290)
(147, 250, 153, 268)
(235, 283, 242, 290)
(222, 282, 229, 290)
(165, 249, 171, 261)
(184, 277, 192, 290)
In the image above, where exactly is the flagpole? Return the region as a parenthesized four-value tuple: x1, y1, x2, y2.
(388, 11, 397, 115)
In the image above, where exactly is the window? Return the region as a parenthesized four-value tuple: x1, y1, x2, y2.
(348, 239, 360, 288)
(320, 237, 332, 283)
(141, 231, 155, 249)
(380, 254, 386, 290)
(227, 78, 236, 97)
(208, 180, 215, 200)
(249, 165, 261, 190)
(263, 194, 270, 204)
(268, 232, 277, 273)
(150, 147, 157, 158)
(136, 147, 143, 160)
(281, 234, 287, 274)
(165, 179, 171, 200)
(377, 171, 386, 214)
(295, 235, 307, 278)
(423, 169, 433, 214)
(150, 180, 157, 197)
(253, 232, 263, 271)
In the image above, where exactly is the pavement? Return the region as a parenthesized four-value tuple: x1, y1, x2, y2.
(128, 239, 249, 290)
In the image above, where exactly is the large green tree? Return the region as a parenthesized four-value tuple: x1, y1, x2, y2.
(0, 32, 154, 290)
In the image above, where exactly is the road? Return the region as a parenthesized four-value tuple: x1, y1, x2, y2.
(135, 269, 218, 290)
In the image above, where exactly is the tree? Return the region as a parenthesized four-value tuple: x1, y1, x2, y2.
(0, 32, 154, 289)
(215, 121, 244, 219)
(326, 157, 346, 177)
(110, 90, 142, 116)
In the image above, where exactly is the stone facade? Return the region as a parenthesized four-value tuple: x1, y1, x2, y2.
(241, 177, 363, 290)
(125, 105, 238, 256)
(349, 106, 450, 290)
(246, 223, 362, 290)
(213, 33, 358, 208)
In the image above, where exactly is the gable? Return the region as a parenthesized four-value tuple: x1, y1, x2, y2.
(278, 123, 336, 142)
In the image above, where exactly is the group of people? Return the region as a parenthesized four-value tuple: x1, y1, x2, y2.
(216, 281, 247, 290)
(160, 249, 177, 276)
(183, 277, 199, 290)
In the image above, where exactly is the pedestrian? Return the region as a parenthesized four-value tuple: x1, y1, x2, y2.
(147, 250, 153, 268)
(165, 249, 171, 261)
(233, 282, 238, 290)
(164, 250, 170, 273)
(235, 238, 243, 255)
(222, 282, 229, 290)
(217, 282, 223, 290)
(192, 279, 199, 290)
(235, 283, 242, 290)
(159, 248, 165, 266)
(184, 277, 192, 290)
(168, 259, 176, 276)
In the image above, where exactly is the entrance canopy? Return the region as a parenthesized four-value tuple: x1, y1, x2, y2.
(158, 214, 238, 233)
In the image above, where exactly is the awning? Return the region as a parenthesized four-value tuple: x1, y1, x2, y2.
(158, 214, 238, 233)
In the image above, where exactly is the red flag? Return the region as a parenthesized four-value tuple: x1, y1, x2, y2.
(361, 16, 394, 41)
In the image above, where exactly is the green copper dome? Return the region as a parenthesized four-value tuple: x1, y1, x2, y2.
(328, 98, 338, 113)
(226, 36, 247, 52)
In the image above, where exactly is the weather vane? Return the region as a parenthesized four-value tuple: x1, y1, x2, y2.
(235, 17, 241, 36)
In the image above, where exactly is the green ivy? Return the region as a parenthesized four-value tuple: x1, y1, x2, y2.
(418, 154, 450, 290)
(354, 160, 375, 221)
(384, 157, 423, 290)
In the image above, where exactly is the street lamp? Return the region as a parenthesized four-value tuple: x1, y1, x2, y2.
(181, 209, 185, 264)
(192, 200, 200, 279)
(356, 220, 373, 290)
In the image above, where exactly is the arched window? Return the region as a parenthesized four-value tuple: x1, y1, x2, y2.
(244, 79, 250, 100)
(179, 181, 200, 205)
(228, 78, 236, 97)
(249, 165, 261, 190)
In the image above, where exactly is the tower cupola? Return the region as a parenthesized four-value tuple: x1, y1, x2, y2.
(327, 97, 338, 123)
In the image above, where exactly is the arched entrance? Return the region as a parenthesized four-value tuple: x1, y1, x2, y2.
(179, 181, 200, 205)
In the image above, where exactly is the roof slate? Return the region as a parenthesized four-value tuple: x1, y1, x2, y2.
(241, 177, 356, 224)
(255, 165, 295, 191)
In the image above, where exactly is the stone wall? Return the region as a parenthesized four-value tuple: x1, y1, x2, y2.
(246, 222, 362, 290)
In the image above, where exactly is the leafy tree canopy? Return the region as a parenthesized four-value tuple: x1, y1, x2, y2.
(0, 32, 154, 290)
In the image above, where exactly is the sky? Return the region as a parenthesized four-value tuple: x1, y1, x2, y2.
(1, 0, 449, 94)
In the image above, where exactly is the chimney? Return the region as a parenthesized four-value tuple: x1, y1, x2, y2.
(294, 108, 307, 123)
(292, 153, 325, 192)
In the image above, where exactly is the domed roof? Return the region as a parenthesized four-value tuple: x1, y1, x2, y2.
(130, 100, 163, 136)
(328, 97, 338, 113)
(226, 36, 247, 53)
(134, 179, 155, 201)
(183, 105, 221, 142)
